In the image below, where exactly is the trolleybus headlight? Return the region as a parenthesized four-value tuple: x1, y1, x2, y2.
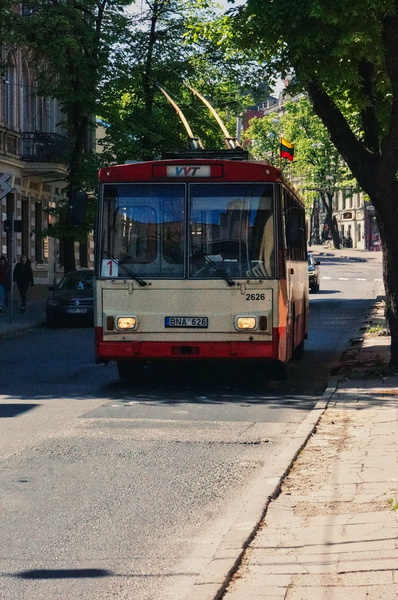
(235, 316, 257, 330)
(116, 316, 138, 330)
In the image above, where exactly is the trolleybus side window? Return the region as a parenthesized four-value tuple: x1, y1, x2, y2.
(189, 183, 275, 279)
(101, 183, 185, 277)
(283, 188, 306, 262)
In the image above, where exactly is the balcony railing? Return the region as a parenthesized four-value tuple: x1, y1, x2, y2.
(22, 132, 70, 164)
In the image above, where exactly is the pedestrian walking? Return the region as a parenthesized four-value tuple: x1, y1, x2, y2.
(13, 254, 34, 312)
(0, 255, 10, 312)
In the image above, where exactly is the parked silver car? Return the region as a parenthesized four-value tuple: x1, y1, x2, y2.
(308, 253, 320, 293)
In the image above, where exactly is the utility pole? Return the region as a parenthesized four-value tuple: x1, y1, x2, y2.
(0, 173, 14, 322)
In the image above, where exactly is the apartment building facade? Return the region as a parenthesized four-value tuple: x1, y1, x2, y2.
(309, 188, 380, 251)
(1, 28, 94, 283)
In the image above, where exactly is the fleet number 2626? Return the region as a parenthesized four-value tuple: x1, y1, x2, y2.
(246, 293, 266, 301)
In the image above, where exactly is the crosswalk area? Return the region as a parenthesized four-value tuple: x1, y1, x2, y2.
(321, 276, 382, 281)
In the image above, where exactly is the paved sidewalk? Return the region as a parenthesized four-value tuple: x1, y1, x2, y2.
(217, 299, 398, 600)
(0, 285, 47, 337)
(310, 243, 382, 263)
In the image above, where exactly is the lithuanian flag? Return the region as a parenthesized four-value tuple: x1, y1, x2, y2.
(280, 137, 294, 162)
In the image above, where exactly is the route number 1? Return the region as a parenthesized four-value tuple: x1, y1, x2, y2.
(101, 259, 118, 277)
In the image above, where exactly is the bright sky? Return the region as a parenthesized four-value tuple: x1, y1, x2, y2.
(220, 0, 246, 6)
(216, 0, 247, 10)
(128, 1, 247, 12)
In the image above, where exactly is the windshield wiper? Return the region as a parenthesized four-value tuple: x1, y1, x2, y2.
(201, 253, 236, 287)
(103, 251, 148, 287)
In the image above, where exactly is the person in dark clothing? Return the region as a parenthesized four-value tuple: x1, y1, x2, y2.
(0, 255, 10, 312)
(13, 254, 34, 312)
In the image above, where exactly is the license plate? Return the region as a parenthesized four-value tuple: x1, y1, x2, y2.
(165, 316, 208, 328)
(67, 308, 88, 314)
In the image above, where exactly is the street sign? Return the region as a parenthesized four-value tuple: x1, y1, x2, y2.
(0, 173, 12, 200)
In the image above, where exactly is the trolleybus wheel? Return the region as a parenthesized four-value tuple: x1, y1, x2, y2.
(293, 339, 305, 360)
(117, 361, 145, 383)
(269, 360, 289, 380)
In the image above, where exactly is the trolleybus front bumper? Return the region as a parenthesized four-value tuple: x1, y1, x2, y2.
(95, 328, 284, 363)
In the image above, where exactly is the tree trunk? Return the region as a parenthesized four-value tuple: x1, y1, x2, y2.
(323, 191, 340, 249)
(367, 174, 398, 370)
(61, 112, 90, 273)
(79, 239, 88, 268)
(377, 211, 398, 370)
(62, 237, 76, 274)
(140, 1, 160, 158)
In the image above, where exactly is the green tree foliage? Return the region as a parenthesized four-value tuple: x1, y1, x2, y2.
(98, 0, 267, 163)
(1, 0, 131, 271)
(244, 97, 358, 248)
(225, 0, 398, 369)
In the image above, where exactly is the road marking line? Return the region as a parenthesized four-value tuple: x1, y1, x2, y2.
(320, 277, 383, 282)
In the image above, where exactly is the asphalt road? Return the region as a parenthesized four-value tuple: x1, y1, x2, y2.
(0, 251, 384, 600)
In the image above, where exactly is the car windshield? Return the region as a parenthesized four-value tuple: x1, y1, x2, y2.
(58, 272, 93, 291)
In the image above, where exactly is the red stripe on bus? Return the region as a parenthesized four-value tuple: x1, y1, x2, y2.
(99, 160, 281, 183)
(95, 327, 286, 362)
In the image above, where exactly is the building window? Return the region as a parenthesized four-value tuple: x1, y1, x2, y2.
(5, 64, 16, 129)
(21, 197, 30, 256)
(21, 64, 33, 131)
(6, 193, 14, 260)
(35, 202, 43, 263)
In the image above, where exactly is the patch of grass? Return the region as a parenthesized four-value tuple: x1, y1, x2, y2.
(366, 322, 389, 335)
(387, 497, 398, 511)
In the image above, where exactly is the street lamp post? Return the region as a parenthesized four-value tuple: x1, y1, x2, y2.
(311, 199, 321, 245)
(266, 132, 276, 161)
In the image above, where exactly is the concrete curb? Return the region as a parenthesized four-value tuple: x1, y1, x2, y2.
(0, 301, 46, 338)
(188, 378, 340, 600)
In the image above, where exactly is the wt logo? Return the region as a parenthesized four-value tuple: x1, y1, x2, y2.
(175, 166, 201, 176)
(167, 165, 211, 178)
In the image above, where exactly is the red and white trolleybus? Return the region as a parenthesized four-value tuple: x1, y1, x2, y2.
(95, 149, 309, 380)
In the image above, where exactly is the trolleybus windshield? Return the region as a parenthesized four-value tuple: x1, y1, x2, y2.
(101, 182, 275, 279)
(190, 183, 274, 279)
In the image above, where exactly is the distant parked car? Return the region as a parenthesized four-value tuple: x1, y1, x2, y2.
(45, 269, 94, 327)
(308, 253, 320, 293)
